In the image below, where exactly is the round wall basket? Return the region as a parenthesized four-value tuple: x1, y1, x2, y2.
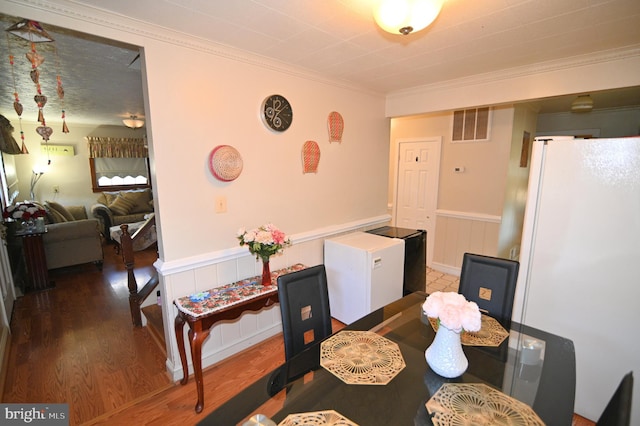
(208, 145, 243, 182)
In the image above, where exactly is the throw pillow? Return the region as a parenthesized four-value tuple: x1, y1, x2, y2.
(97, 191, 120, 207)
(109, 195, 136, 216)
(45, 201, 75, 222)
(122, 190, 153, 214)
(46, 207, 68, 223)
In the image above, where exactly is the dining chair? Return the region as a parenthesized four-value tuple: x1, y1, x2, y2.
(596, 371, 634, 426)
(458, 253, 519, 329)
(277, 264, 332, 361)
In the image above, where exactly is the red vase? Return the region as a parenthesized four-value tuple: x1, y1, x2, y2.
(261, 258, 271, 286)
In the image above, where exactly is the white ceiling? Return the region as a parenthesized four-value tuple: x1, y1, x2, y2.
(1, 0, 640, 127)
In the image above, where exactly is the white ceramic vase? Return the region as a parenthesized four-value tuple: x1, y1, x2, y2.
(425, 323, 468, 378)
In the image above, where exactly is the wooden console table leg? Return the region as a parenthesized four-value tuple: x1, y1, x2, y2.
(188, 322, 210, 414)
(174, 313, 189, 385)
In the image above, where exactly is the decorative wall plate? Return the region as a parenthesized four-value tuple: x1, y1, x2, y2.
(208, 145, 243, 182)
(328, 111, 344, 143)
(302, 140, 320, 173)
(261, 94, 292, 132)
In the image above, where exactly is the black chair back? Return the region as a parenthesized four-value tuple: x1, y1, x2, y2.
(277, 265, 332, 361)
(458, 253, 519, 329)
(597, 371, 634, 426)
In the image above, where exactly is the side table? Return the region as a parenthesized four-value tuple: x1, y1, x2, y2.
(15, 228, 53, 292)
(174, 264, 306, 413)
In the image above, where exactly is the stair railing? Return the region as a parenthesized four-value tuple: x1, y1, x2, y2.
(120, 216, 159, 327)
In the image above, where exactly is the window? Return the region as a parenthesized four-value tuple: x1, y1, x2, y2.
(89, 157, 150, 191)
(87, 136, 150, 192)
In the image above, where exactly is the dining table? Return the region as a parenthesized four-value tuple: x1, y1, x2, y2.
(198, 292, 576, 426)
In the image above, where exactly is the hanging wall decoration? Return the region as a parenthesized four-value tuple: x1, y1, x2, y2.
(302, 140, 320, 174)
(327, 111, 344, 143)
(208, 145, 243, 182)
(5, 18, 69, 161)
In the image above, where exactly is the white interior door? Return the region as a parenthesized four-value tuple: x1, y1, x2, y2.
(395, 138, 441, 267)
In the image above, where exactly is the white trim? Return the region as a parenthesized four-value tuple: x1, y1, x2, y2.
(436, 209, 501, 223)
(154, 215, 391, 276)
(430, 262, 461, 277)
(387, 46, 640, 102)
(385, 46, 640, 117)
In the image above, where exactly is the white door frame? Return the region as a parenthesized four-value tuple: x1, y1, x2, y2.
(392, 137, 441, 267)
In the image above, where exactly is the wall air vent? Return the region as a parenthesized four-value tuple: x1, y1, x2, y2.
(452, 107, 491, 142)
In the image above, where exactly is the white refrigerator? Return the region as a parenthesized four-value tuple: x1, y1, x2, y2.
(324, 232, 404, 324)
(513, 136, 640, 423)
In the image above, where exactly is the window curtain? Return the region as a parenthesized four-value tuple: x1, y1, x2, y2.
(86, 136, 147, 158)
(94, 157, 147, 179)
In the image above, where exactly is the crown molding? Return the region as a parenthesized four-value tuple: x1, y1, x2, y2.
(387, 45, 640, 100)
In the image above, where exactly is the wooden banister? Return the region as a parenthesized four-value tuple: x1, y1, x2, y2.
(120, 215, 159, 327)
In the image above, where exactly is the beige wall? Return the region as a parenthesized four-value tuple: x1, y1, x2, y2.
(389, 106, 515, 272)
(537, 106, 640, 138)
(496, 106, 538, 260)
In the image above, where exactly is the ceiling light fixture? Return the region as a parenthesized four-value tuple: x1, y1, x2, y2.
(374, 0, 444, 35)
(571, 95, 594, 113)
(123, 115, 144, 129)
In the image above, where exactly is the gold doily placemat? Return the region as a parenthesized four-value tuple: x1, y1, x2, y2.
(279, 410, 358, 426)
(320, 330, 405, 385)
(428, 314, 509, 347)
(426, 383, 544, 426)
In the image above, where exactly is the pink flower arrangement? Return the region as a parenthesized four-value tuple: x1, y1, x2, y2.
(237, 223, 290, 261)
(422, 291, 481, 333)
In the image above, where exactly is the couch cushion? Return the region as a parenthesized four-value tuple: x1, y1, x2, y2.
(121, 190, 153, 214)
(97, 191, 120, 207)
(66, 205, 88, 220)
(109, 195, 136, 216)
(45, 201, 75, 222)
(46, 206, 68, 223)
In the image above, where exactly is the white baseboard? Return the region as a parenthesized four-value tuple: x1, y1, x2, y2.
(430, 262, 461, 277)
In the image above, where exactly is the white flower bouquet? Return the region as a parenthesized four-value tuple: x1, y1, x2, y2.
(422, 291, 481, 333)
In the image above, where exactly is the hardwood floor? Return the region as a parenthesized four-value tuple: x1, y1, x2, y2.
(1, 243, 170, 425)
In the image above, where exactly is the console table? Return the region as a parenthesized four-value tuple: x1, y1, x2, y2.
(174, 264, 306, 413)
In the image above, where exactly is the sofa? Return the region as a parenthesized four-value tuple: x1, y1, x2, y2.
(37, 201, 104, 270)
(91, 189, 154, 239)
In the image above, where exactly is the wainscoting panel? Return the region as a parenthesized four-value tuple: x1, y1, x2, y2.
(432, 210, 501, 275)
(160, 215, 391, 381)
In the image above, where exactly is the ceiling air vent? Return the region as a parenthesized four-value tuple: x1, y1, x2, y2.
(452, 107, 491, 142)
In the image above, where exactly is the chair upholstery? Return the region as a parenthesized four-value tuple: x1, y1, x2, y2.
(458, 253, 519, 329)
(597, 371, 634, 426)
(277, 264, 332, 361)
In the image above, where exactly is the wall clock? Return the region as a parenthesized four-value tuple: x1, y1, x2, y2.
(261, 94, 293, 132)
